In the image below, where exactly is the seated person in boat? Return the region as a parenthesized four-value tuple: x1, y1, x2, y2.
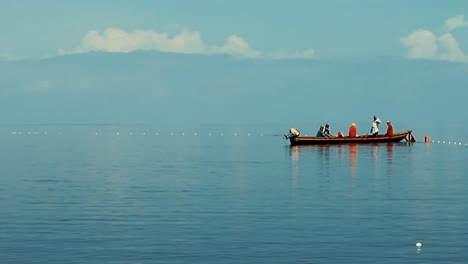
(385, 121, 394, 136)
(323, 124, 333, 137)
(316, 125, 325, 137)
(348, 123, 357, 137)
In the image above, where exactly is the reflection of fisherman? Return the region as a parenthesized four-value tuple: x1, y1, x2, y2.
(370, 116, 381, 136)
(349, 144, 357, 176)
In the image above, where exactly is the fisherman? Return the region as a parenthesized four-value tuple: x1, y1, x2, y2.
(348, 123, 358, 137)
(385, 121, 394, 136)
(323, 124, 332, 137)
(316, 125, 325, 137)
(370, 116, 381, 136)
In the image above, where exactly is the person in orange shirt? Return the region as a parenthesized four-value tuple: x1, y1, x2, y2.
(348, 123, 358, 137)
(385, 121, 394, 136)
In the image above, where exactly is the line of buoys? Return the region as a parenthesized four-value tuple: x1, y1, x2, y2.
(11, 132, 47, 135)
(430, 139, 467, 146)
(425, 135, 466, 145)
(8, 132, 268, 137)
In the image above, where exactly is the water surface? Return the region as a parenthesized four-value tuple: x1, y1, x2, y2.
(1, 124, 467, 263)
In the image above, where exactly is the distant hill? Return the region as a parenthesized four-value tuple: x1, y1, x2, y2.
(1, 52, 467, 124)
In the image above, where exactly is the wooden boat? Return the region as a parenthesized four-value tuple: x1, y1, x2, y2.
(286, 129, 413, 146)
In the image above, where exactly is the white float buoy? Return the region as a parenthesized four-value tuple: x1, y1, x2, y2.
(416, 242, 423, 251)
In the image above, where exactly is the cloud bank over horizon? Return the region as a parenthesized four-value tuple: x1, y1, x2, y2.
(58, 28, 315, 60)
(401, 15, 468, 63)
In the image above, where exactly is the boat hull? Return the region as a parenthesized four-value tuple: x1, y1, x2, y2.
(289, 130, 412, 145)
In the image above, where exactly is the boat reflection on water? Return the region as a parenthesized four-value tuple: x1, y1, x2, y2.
(287, 145, 332, 188)
(386, 143, 394, 174)
(349, 144, 357, 177)
(289, 143, 401, 178)
(289, 146, 300, 187)
(290, 145, 300, 162)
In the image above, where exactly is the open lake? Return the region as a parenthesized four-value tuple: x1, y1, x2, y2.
(1, 123, 467, 263)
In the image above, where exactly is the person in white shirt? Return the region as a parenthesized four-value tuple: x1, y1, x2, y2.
(370, 116, 381, 136)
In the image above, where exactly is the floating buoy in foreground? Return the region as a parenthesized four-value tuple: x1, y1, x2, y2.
(424, 136, 430, 143)
(416, 242, 423, 250)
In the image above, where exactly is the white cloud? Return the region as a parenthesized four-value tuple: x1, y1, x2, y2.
(400, 29, 438, 59)
(216, 35, 261, 58)
(445, 15, 468, 31)
(60, 28, 208, 54)
(438, 33, 466, 62)
(59, 28, 315, 60)
(401, 16, 468, 62)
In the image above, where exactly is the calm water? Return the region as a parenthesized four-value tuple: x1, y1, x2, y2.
(1, 124, 467, 264)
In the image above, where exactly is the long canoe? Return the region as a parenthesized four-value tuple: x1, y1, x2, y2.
(289, 130, 413, 146)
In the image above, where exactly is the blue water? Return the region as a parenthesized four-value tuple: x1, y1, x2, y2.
(1, 124, 467, 264)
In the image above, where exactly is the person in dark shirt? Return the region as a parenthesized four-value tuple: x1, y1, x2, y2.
(323, 124, 332, 137)
(316, 125, 325, 137)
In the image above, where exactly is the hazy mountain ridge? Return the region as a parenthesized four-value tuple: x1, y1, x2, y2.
(1, 52, 467, 124)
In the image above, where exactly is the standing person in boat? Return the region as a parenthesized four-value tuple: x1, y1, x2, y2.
(348, 123, 358, 137)
(370, 116, 381, 136)
(323, 124, 333, 137)
(316, 125, 325, 137)
(385, 121, 394, 136)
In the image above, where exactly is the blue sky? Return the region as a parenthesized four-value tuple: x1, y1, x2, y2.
(1, 1, 468, 125)
(1, 0, 467, 60)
